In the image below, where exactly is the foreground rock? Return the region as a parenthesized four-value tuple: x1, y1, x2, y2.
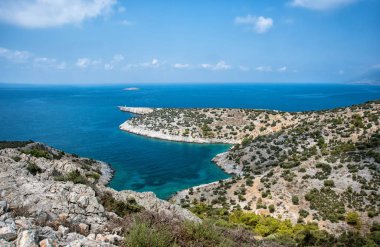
(0, 141, 199, 246)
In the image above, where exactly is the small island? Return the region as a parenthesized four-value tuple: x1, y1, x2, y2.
(122, 87, 140, 91)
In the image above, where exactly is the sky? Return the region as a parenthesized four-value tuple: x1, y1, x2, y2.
(0, 0, 379, 84)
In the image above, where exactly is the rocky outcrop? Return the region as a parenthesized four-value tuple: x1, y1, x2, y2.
(119, 121, 238, 144)
(118, 106, 155, 115)
(0, 142, 200, 246)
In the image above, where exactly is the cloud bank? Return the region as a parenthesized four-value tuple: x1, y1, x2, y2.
(0, 0, 116, 28)
(290, 0, 357, 10)
(235, 15, 273, 34)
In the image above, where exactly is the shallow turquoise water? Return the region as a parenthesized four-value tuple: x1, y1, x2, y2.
(0, 83, 379, 199)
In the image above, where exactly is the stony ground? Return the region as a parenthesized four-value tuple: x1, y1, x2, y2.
(121, 101, 380, 235)
(0, 141, 199, 246)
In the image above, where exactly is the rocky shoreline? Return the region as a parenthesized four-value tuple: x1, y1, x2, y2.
(0, 141, 200, 246)
(119, 121, 238, 144)
(118, 102, 380, 236)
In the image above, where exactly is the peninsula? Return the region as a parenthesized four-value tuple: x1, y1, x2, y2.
(119, 101, 380, 244)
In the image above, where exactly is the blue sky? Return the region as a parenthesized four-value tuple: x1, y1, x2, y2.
(0, 0, 379, 84)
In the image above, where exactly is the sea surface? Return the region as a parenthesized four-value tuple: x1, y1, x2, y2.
(1, 83, 379, 199)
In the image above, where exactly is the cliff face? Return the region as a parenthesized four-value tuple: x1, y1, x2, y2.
(0, 142, 199, 246)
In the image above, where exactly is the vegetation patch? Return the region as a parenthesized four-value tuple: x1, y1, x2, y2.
(26, 162, 42, 175)
(305, 187, 345, 222)
(100, 192, 142, 217)
(54, 169, 88, 184)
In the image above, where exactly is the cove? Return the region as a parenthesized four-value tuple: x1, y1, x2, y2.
(1, 83, 380, 199)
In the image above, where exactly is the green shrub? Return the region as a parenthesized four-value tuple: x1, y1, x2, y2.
(269, 204, 275, 213)
(124, 221, 172, 247)
(0, 141, 32, 149)
(23, 149, 50, 159)
(292, 195, 299, 205)
(305, 188, 345, 223)
(324, 180, 335, 187)
(26, 162, 42, 175)
(86, 172, 101, 180)
(299, 209, 309, 218)
(345, 211, 360, 226)
(65, 170, 88, 184)
(100, 192, 141, 217)
(12, 156, 21, 162)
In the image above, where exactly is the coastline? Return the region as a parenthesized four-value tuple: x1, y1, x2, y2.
(118, 106, 155, 115)
(170, 151, 243, 203)
(119, 121, 239, 144)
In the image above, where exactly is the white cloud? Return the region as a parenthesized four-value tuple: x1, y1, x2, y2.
(173, 63, 190, 69)
(201, 61, 231, 71)
(33, 57, 66, 69)
(290, 0, 357, 10)
(255, 66, 272, 72)
(0, 47, 31, 63)
(278, 66, 287, 72)
(0, 0, 116, 28)
(76, 57, 101, 68)
(235, 15, 273, 34)
(372, 64, 380, 70)
(121, 20, 133, 26)
(104, 54, 124, 70)
(0, 46, 67, 69)
(117, 6, 126, 13)
(140, 58, 163, 68)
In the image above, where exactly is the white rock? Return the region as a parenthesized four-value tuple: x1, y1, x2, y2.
(0, 201, 7, 215)
(58, 225, 69, 236)
(16, 230, 38, 247)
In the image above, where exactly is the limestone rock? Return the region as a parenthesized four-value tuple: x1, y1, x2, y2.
(16, 230, 38, 247)
(0, 201, 8, 215)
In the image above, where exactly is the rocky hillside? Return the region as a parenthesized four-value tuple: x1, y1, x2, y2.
(120, 108, 305, 144)
(118, 101, 380, 239)
(170, 101, 380, 235)
(0, 141, 199, 246)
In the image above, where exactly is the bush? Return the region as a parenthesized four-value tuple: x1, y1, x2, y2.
(12, 156, 21, 162)
(0, 141, 32, 149)
(86, 172, 101, 180)
(305, 188, 345, 223)
(124, 221, 172, 247)
(299, 209, 309, 218)
(292, 195, 299, 205)
(345, 211, 360, 226)
(26, 162, 42, 175)
(23, 148, 50, 159)
(65, 170, 88, 184)
(269, 204, 275, 213)
(100, 192, 141, 217)
(324, 180, 335, 187)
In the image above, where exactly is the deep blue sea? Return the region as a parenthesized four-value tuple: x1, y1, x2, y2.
(1, 83, 379, 199)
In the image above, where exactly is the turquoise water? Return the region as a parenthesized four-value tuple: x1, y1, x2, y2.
(1, 83, 380, 199)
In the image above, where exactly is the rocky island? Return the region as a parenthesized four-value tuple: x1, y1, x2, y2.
(118, 100, 380, 246)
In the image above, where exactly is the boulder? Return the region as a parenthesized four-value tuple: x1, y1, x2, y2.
(16, 230, 38, 247)
(39, 238, 57, 247)
(0, 201, 8, 215)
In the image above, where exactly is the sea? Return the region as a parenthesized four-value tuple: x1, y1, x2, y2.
(1, 83, 379, 199)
